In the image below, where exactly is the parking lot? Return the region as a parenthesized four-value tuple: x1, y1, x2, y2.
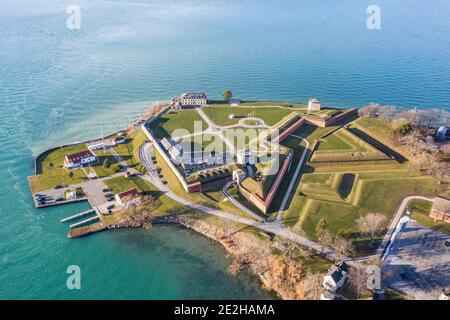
(384, 220, 450, 299)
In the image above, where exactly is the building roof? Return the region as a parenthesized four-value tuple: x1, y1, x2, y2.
(181, 92, 207, 99)
(65, 150, 96, 164)
(160, 138, 174, 151)
(116, 188, 140, 203)
(326, 261, 348, 284)
(309, 98, 320, 103)
(432, 197, 450, 216)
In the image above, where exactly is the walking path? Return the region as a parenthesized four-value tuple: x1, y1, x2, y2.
(220, 181, 263, 222)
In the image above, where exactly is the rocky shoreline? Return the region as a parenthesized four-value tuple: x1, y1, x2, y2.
(151, 214, 323, 300)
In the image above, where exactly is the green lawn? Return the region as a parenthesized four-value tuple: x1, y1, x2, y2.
(30, 144, 90, 192)
(103, 175, 185, 217)
(407, 199, 450, 234)
(351, 117, 394, 143)
(202, 106, 295, 127)
(316, 132, 354, 152)
(296, 177, 437, 241)
(150, 109, 207, 139)
(30, 129, 149, 193)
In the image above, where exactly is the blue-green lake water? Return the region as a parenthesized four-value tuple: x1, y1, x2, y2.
(0, 0, 449, 299)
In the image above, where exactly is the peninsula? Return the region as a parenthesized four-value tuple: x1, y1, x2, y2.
(27, 92, 450, 300)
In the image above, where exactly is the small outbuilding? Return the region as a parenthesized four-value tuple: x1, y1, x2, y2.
(308, 98, 321, 112)
(112, 136, 126, 145)
(229, 99, 241, 107)
(232, 169, 246, 184)
(115, 188, 141, 207)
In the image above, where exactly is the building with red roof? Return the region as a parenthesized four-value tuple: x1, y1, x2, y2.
(64, 150, 98, 168)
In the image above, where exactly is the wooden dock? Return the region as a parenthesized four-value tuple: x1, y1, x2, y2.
(61, 209, 95, 223)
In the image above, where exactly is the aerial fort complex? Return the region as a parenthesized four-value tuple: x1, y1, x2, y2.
(27, 92, 449, 300)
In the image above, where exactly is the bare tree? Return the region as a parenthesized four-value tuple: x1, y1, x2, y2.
(318, 230, 334, 254)
(427, 160, 449, 192)
(357, 213, 387, 245)
(378, 105, 397, 121)
(298, 272, 323, 300)
(359, 103, 381, 118)
(332, 236, 353, 261)
(349, 267, 371, 299)
(284, 239, 299, 259)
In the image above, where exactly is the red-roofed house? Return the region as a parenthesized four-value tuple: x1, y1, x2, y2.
(115, 188, 141, 207)
(64, 150, 98, 168)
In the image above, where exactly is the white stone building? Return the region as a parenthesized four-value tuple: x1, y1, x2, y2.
(308, 98, 321, 112)
(179, 92, 207, 107)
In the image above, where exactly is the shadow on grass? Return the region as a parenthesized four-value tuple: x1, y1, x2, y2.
(347, 127, 406, 163)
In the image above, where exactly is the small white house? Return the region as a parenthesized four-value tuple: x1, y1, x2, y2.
(115, 188, 141, 207)
(229, 114, 236, 119)
(308, 98, 321, 112)
(112, 136, 126, 145)
(229, 99, 241, 107)
(88, 143, 105, 151)
(232, 169, 246, 184)
(64, 150, 98, 168)
(323, 261, 348, 293)
(64, 188, 77, 200)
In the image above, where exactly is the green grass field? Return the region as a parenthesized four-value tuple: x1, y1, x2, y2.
(29, 144, 90, 192)
(30, 129, 149, 193)
(150, 109, 207, 139)
(103, 175, 185, 217)
(202, 106, 295, 127)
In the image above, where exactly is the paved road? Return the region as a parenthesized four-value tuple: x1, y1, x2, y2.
(220, 181, 263, 222)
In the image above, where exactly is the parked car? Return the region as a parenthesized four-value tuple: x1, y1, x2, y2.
(445, 240, 450, 247)
(105, 193, 114, 198)
(56, 197, 64, 202)
(54, 185, 63, 189)
(107, 204, 115, 210)
(102, 188, 111, 192)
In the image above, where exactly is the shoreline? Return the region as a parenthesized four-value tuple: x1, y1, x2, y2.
(98, 214, 326, 300)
